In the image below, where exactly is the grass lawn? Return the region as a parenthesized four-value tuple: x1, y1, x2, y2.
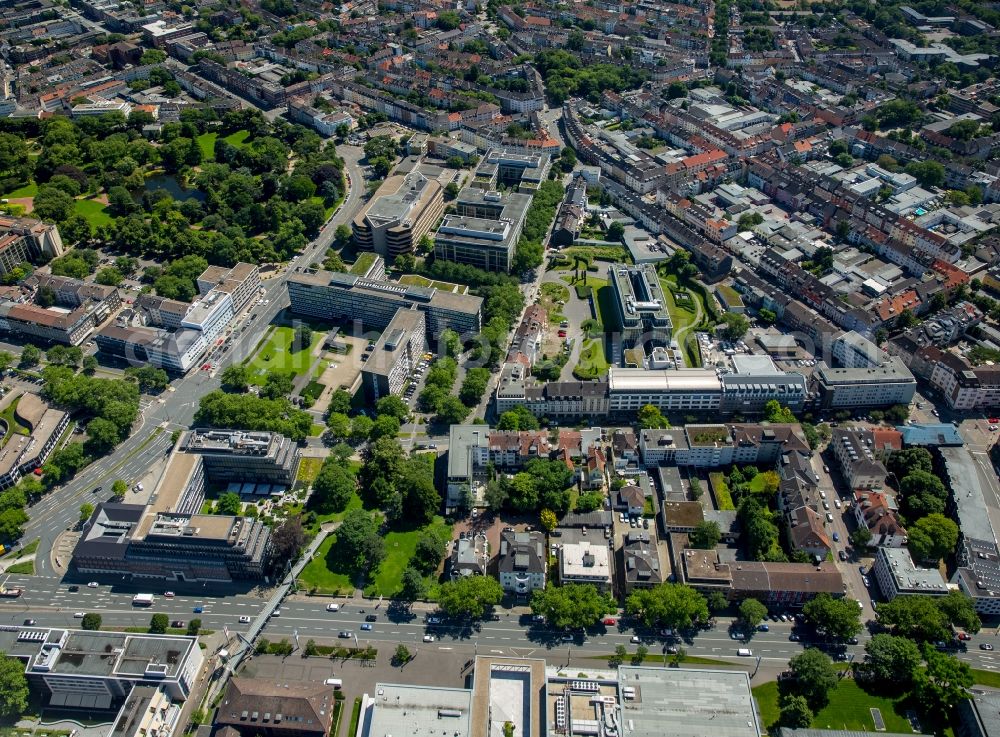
(709, 472, 735, 511)
(366, 517, 451, 597)
(196, 132, 218, 162)
(222, 129, 251, 148)
(2, 181, 37, 198)
(296, 457, 323, 484)
(397, 273, 467, 293)
(309, 423, 325, 437)
(573, 338, 609, 380)
(244, 326, 323, 385)
(350, 252, 378, 275)
(658, 274, 709, 367)
(754, 679, 914, 735)
(74, 198, 114, 228)
(298, 534, 354, 594)
(973, 669, 1000, 688)
(6, 560, 34, 575)
(19, 538, 39, 556)
(0, 395, 30, 447)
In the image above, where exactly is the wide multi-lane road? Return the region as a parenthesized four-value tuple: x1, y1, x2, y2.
(16, 145, 366, 578)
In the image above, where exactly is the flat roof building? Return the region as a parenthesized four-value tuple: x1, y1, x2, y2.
(0, 391, 68, 490)
(352, 171, 444, 261)
(560, 540, 612, 590)
(608, 263, 672, 349)
(0, 627, 202, 710)
(498, 529, 546, 594)
(434, 188, 532, 273)
(360, 307, 425, 401)
(359, 683, 472, 737)
(182, 429, 299, 485)
(287, 268, 482, 339)
(617, 666, 761, 737)
(813, 357, 917, 409)
(872, 546, 948, 599)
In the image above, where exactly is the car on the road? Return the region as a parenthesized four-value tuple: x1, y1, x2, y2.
(338, 631, 351, 638)
(365, 614, 377, 622)
(981, 643, 994, 651)
(832, 532, 840, 542)
(839, 550, 848, 561)
(834, 499, 842, 509)
(327, 603, 340, 612)
(848, 637, 859, 645)
(789, 634, 800, 641)
(989, 418, 1000, 424)
(602, 617, 617, 626)
(239, 616, 251, 624)
(630, 635, 642, 643)
(92, 486, 103, 494)
(73, 612, 84, 618)
(23, 619, 35, 625)
(87, 581, 99, 588)
(68, 585, 79, 592)
(862, 576, 870, 587)
(193, 606, 203, 613)
(778, 614, 788, 622)
(271, 609, 281, 617)
(171, 620, 185, 628)
(959, 632, 973, 641)
(561, 633, 574, 641)
(532, 614, 546, 623)
(427, 616, 442, 625)
(730, 631, 745, 640)
(164, 591, 175, 598)
(823, 465, 829, 473)
(859, 566, 867, 575)
(757, 624, 769, 632)
(423, 635, 435, 642)
(360, 623, 372, 631)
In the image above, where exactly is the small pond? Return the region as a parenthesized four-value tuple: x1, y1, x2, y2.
(144, 174, 205, 202)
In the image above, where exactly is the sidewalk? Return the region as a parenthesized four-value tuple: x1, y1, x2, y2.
(0, 552, 36, 574)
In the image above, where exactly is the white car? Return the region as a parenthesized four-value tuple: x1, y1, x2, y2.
(87, 581, 99, 588)
(630, 635, 642, 643)
(326, 603, 340, 612)
(164, 591, 175, 598)
(423, 634, 435, 642)
(73, 612, 85, 618)
(239, 615, 251, 624)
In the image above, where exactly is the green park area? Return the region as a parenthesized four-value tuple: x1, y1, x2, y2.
(223, 129, 251, 148)
(73, 198, 114, 228)
(366, 517, 451, 597)
(244, 326, 324, 385)
(659, 274, 709, 367)
(2, 182, 37, 198)
(574, 339, 610, 380)
(753, 680, 915, 735)
(196, 132, 218, 161)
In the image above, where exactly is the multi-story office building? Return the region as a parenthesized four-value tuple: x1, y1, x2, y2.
(0, 231, 32, 276)
(0, 216, 64, 269)
(352, 171, 444, 260)
(196, 262, 261, 314)
(287, 268, 482, 338)
(433, 188, 532, 273)
(0, 627, 203, 709)
(182, 428, 299, 485)
(813, 357, 916, 409)
(560, 541, 612, 590)
(72, 442, 274, 582)
(360, 307, 425, 401)
(180, 290, 232, 344)
(470, 149, 549, 191)
(832, 330, 885, 369)
(608, 264, 672, 348)
(95, 325, 206, 373)
(136, 295, 191, 330)
(607, 368, 722, 413)
(109, 686, 182, 737)
(719, 355, 808, 414)
(872, 546, 949, 599)
(0, 274, 120, 345)
(0, 392, 69, 490)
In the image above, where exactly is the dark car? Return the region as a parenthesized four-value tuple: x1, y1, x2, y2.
(23, 619, 35, 626)
(338, 631, 351, 638)
(92, 486, 103, 494)
(171, 620, 185, 628)
(68, 585, 79, 592)
(193, 606, 203, 613)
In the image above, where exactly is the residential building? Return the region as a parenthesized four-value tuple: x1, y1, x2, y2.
(497, 529, 546, 594)
(360, 307, 426, 401)
(0, 274, 120, 345)
(853, 490, 908, 547)
(580, 446, 606, 490)
(450, 535, 486, 579)
(180, 290, 232, 345)
(195, 263, 261, 314)
(0, 392, 68, 491)
(872, 546, 948, 599)
(352, 171, 444, 260)
(487, 430, 551, 468)
(559, 540, 612, 590)
(0, 216, 64, 263)
(621, 531, 662, 592)
(679, 549, 844, 604)
(830, 427, 894, 489)
(433, 188, 531, 272)
(719, 355, 808, 414)
(214, 679, 336, 737)
(181, 429, 299, 486)
(446, 424, 490, 510)
(831, 331, 885, 368)
(608, 263, 673, 349)
(287, 268, 483, 339)
(0, 628, 203, 709)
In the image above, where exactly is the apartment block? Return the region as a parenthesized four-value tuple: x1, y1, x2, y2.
(195, 262, 261, 314)
(559, 540, 612, 590)
(872, 546, 948, 599)
(813, 358, 917, 409)
(0, 274, 120, 346)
